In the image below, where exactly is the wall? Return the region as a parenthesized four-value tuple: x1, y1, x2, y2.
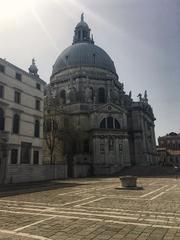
(6, 164, 67, 183)
(0, 59, 47, 183)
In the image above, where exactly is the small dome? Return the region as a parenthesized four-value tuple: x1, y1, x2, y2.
(75, 13, 89, 29)
(76, 20, 89, 29)
(52, 43, 116, 76)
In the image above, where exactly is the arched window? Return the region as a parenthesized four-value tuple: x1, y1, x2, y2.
(78, 30, 81, 39)
(0, 108, 4, 131)
(93, 54, 96, 64)
(12, 114, 20, 134)
(83, 30, 87, 39)
(107, 116, 113, 128)
(100, 117, 121, 129)
(89, 87, 94, 101)
(100, 118, 106, 128)
(115, 119, 120, 129)
(83, 139, 89, 153)
(98, 88, 105, 103)
(60, 90, 66, 104)
(34, 120, 40, 138)
(65, 56, 68, 65)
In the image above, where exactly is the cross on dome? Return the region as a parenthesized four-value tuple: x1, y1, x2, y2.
(81, 13, 84, 22)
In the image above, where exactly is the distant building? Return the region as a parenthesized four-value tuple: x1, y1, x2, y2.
(157, 132, 180, 166)
(0, 58, 46, 183)
(44, 14, 157, 177)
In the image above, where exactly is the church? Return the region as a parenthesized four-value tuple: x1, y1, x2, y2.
(45, 14, 157, 177)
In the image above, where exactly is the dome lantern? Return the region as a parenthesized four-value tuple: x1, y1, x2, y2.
(73, 13, 94, 45)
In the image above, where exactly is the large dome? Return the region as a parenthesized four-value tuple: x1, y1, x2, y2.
(52, 43, 116, 76)
(52, 14, 116, 77)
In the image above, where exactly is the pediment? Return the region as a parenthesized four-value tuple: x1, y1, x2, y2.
(92, 103, 126, 114)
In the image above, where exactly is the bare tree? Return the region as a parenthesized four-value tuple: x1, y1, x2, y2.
(44, 86, 90, 173)
(44, 87, 62, 165)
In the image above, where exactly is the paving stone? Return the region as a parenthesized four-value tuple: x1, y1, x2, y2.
(0, 177, 180, 239)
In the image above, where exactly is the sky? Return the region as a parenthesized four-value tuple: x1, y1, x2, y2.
(0, 0, 179, 140)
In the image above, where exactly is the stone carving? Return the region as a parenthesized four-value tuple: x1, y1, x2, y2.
(109, 89, 118, 104)
(66, 85, 71, 104)
(29, 58, 39, 76)
(137, 93, 142, 102)
(69, 87, 77, 103)
(85, 86, 93, 103)
(83, 77, 93, 103)
(137, 91, 148, 104)
(144, 90, 148, 103)
(119, 82, 124, 91)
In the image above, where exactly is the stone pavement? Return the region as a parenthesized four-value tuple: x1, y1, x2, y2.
(0, 177, 180, 239)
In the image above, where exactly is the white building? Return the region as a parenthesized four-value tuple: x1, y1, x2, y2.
(0, 58, 46, 183)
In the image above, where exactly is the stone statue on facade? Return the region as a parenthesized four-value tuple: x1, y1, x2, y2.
(144, 90, 148, 104)
(85, 86, 93, 103)
(66, 84, 71, 104)
(29, 58, 39, 77)
(137, 91, 148, 104)
(110, 89, 119, 104)
(69, 87, 77, 103)
(137, 93, 142, 102)
(84, 79, 93, 103)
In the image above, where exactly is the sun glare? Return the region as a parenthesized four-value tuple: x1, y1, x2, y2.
(0, 0, 42, 21)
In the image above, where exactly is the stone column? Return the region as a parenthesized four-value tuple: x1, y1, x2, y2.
(123, 137, 131, 166)
(39, 148, 43, 165)
(30, 147, 34, 164)
(0, 138, 8, 184)
(104, 137, 108, 164)
(18, 146, 21, 164)
(115, 137, 120, 164)
(93, 137, 97, 164)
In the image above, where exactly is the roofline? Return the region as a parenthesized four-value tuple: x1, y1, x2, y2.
(0, 58, 46, 85)
(50, 42, 117, 79)
(159, 135, 180, 139)
(50, 65, 118, 80)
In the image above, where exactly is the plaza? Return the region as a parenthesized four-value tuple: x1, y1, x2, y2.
(0, 177, 180, 239)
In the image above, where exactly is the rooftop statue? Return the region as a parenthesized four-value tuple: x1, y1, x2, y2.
(137, 91, 148, 104)
(137, 93, 142, 102)
(29, 58, 39, 77)
(144, 90, 148, 103)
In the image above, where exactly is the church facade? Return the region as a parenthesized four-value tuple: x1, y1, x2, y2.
(45, 14, 157, 177)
